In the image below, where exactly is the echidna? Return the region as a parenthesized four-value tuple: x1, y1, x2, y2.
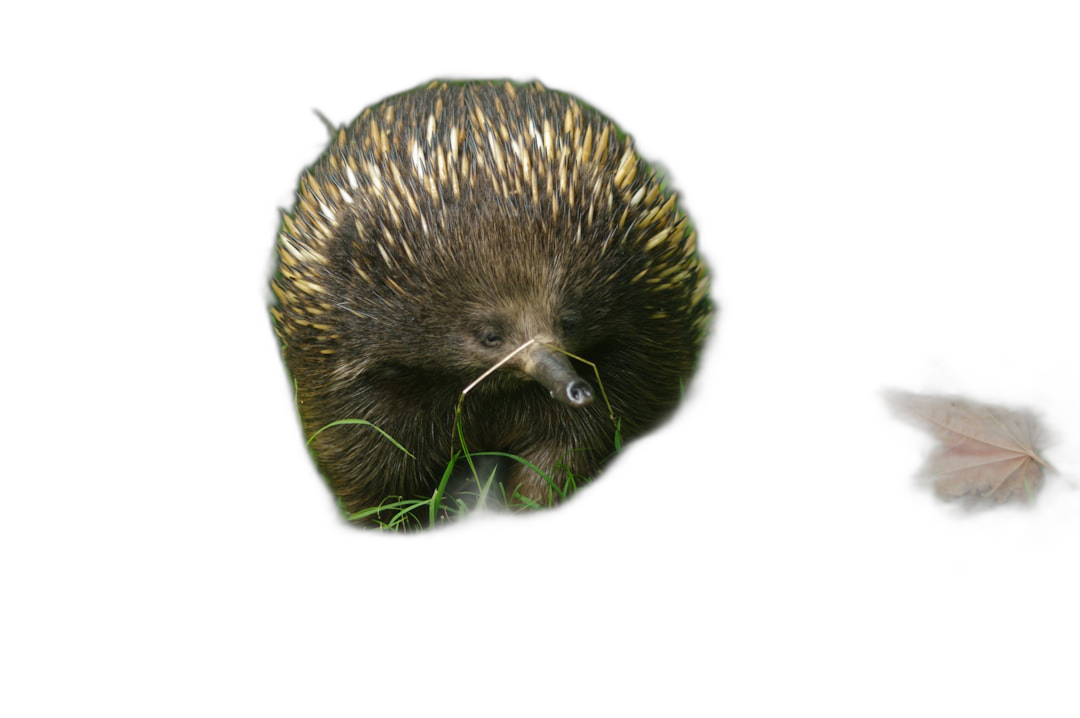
(271, 80, 710, 527)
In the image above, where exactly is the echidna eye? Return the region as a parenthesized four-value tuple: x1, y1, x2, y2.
(559, 316, 577, 334)
(479, 330, 503, 348)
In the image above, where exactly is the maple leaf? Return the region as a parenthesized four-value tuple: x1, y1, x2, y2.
(885, 390, 1053, 503)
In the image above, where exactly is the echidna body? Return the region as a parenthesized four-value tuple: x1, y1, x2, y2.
(272, 81, 710, 526)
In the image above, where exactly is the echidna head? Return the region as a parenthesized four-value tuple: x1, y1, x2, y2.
(453, 290, 595, 409)
(343, 208, 607, 410)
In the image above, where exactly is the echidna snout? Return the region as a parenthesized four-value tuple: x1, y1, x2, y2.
(519, 343, 594, 409)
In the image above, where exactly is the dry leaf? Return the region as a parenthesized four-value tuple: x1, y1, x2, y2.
(885, 390, 1053, 503)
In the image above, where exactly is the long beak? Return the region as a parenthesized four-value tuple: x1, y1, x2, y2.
(519, 344, 594, 408)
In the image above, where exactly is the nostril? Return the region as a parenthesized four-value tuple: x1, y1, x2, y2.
(566, 379, 594, 407)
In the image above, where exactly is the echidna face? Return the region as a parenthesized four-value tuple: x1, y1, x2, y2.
(271, 80, 711, 525)
(446, 283, 595, 407)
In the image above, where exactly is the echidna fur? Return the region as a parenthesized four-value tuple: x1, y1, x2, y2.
(271, 80, 711, 527)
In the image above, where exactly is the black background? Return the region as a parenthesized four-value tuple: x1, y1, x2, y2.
(196, 30, 1080, 617)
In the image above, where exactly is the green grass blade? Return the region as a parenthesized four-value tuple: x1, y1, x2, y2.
(307, 418, 415, 458)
